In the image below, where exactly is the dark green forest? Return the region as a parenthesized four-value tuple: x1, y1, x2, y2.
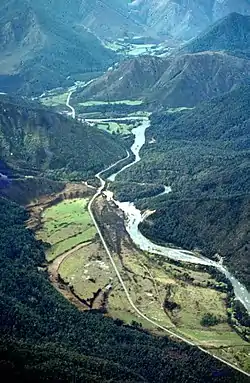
(1, 197, 247, 382)
(110, 181, 164, 202)
(116, 86, 250, 288)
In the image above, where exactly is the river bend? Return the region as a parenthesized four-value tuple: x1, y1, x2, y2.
(95, 116, 250, 312)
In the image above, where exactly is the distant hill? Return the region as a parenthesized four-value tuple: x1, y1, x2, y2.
(0, 95, 126, 180)
(78, 0, 144, 39)
(182, 13, 250, 55)
(77, 52, 250, 107)
(130, 0, 250, 40)
(0, 0, 116, 95)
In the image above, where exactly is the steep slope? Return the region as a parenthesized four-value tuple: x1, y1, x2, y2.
(182, 13, 250, 54)
(130, 0, 250, 40)
(78, 0, 144, 39)
(74, 56, 169, 102)
(0, 95, 126, 180)
(114, 86, 250, 288)
(0, 0, 116, 95)
(149, 51, 250, 107)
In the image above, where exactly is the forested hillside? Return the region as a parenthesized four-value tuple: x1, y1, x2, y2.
(0, 0, 116, 95)
(0, 96, 126, 180)
(115, 86, 250, 288)
(0, 197, 247, 382)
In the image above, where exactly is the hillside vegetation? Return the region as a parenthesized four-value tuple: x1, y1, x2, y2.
(73, 56, 168, 103)
(0, 95, 126, 180)
(0, 0, 116, 95)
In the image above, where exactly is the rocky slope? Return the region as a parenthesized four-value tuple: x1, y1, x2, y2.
(130, 0, 250, 40)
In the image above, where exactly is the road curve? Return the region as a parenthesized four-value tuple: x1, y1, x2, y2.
(88, 154, 250, 378)
(66, 91, 76, 119)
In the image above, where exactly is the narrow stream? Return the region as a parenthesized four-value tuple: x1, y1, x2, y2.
(97, 116, 250, 312)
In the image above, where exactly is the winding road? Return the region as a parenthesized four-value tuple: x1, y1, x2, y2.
(66, 91, 76, 119)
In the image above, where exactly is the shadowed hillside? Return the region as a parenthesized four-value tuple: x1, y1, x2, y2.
(0, 0, 116, 95)
(0, 95, 126, 180)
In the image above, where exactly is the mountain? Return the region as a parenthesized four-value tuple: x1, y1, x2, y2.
(78, 0, 144, 39)
(0, 0, 116, 95)
(182, 13, 250, 55)
(74, 56, 169, 102)
(76, 52, 250, 107)
(113, 85, 250, 288)
(130, 0, 250, 40)
(0, 94, 126, 180)
(148, 51, 250, 107)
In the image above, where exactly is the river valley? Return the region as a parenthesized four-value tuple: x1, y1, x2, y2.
(32, 96, 250, 375)
(93, 115, 250, 313)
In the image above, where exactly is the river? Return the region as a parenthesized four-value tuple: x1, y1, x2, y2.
(96, 116, 250, 313)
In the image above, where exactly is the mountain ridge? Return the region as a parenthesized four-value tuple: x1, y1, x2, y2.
(75, 51, 250, 107)
(182, 12, 250, 55)
(130, 0, 250, 39)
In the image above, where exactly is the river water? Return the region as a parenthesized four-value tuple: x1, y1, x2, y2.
(98, 116, 250, 312)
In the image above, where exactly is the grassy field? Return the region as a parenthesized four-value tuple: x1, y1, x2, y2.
(79, 100, 143, 106)
(95, 121, 134, 135)
(37, 199, 96, 261)
(44, 197, 249, 371)
(40, 92, 69, 107)
(59, 242, 113, 299)
(57, 234, 248, 347)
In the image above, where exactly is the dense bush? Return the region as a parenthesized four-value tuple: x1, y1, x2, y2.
(200, 313, 220, 327)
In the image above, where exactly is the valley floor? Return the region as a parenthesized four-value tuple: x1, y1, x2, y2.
(30, 186, 250, 373)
